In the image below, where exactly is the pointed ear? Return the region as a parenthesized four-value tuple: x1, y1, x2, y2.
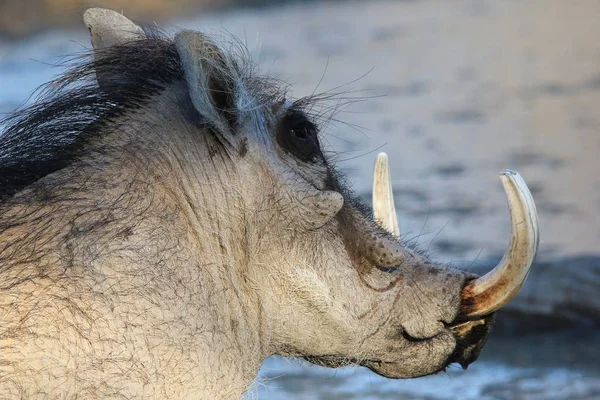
(83, 8, 146, 87)
(174, 30, 238, 135)
(83, 8, 146, 50)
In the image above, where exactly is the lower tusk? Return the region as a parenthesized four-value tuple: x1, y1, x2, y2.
(372, 153, 400, 238)
(461, 170, 539, 318)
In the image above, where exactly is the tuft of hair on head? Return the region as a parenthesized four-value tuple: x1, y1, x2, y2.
(0, 34, 183, 201)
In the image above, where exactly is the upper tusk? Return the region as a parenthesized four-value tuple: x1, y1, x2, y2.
(372, 153, 400, 238)
(461, 170, 539, 318)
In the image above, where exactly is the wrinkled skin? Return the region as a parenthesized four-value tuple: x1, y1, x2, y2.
(0, 9, 495, 399)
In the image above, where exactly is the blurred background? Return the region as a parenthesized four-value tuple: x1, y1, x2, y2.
(1, 0, 599, 399)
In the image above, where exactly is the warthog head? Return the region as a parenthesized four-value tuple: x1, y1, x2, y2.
(0, 8, 538, 398)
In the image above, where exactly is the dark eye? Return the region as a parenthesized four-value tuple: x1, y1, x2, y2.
(277, 110, 321, 162)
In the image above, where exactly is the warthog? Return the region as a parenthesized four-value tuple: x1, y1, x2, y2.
(0, 8, 539, 399)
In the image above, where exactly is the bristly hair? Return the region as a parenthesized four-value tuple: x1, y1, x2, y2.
(0, 33, 184, 201)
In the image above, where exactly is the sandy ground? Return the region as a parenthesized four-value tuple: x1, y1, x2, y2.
(1, 0, 600, 398)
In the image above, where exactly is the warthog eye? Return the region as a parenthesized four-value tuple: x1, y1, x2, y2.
(277, 110, 321, 162)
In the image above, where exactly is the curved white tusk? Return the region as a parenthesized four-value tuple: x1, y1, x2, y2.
(461, 170, 539, 318)
(372, 152, 400, 238)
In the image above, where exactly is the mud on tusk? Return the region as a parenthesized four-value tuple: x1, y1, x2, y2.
(461, 170, 540, 318)
(372, 153, 400, 238)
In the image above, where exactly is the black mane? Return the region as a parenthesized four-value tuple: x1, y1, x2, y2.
(0, 34, 184, 201)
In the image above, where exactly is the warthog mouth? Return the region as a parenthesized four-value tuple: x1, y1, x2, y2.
(360, 314, 495, 378)
(302, 313, 495, 378)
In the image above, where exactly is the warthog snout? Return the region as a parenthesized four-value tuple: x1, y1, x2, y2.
(369, 153, 538, 375)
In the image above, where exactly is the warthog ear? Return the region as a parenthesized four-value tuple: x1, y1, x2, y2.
(83, 8, 146, 50)
(83, 8, 146, 87)
(174, 30, 238, 135)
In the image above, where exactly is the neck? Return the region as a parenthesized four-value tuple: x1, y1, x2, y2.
(107, 136, 268, 398)
(126, 109, 270, 397)
(0, 122, 267, 400)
